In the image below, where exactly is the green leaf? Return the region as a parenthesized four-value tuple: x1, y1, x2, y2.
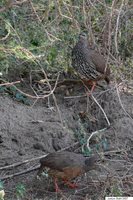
(0, 181, 4, 190)
(16, 183, 26, 199)
(102, 138, 109, 151)
(0, 86, 6, 92)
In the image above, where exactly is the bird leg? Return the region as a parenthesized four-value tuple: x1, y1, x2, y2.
(63, 180, 78, 189)
(54, 178, 61, 193)
(82, 79, 93, 87)
(90, 81, 96, 94)
(84, 80, 96, 96)
(82, 79, 97, 95)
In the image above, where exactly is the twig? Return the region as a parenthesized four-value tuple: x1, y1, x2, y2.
(0, 142, 79, 171)
(106, 0, 116, 70)
(41, 68, 64, 127)
(0, 165, 40, 181)
(0, 0, 28, 13)
(12, 73, 59, 99)
(57, 0, 73, 20)
(68, 78, 111, 150)
(82, 81, 111, 127)
(29, 0, 42, 23)
(64, 94, 86, 99)
(0, 155, 47, 171)
(12, 85, 53, 99)
(116, 83, 133, 120)
(0, 26, 10, 41)
(29, 0, 61, 42)
(114, 0, 125, 54)
(91, 93, 111, 126)
(0, 81, 20, 87)
(86, 128, 108, 151)
(80, 81, 110, 150)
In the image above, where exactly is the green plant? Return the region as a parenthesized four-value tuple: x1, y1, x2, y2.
(0, 181, 5, 200)
(0, 0, 132, 82)
(111, 184, 123, 197)
(16, 183, 26, 200)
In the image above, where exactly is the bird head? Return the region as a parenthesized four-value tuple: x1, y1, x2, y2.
(84, 154, 101, 171)
(79, 32, 87, 40)
(78, 32, 88, 47)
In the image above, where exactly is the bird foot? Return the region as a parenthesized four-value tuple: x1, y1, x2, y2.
(82, 79, 93, 87)
(87, 82, 96, 96)
(63, 181, 78, 189)
(83, 80, 96, 95)
(55, 186, 61, 193)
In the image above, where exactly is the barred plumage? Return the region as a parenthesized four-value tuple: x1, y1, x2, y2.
(72, 33, 110, 84)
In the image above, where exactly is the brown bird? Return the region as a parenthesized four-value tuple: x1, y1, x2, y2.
(37, 151, 100, 192)
(72, 33, 110, 93)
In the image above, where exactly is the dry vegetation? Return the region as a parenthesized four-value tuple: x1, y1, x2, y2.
(0, 0, 133, 80)
(0, 0, 133, 200)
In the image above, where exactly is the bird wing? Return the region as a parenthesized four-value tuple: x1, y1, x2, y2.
(89, 51, 110, 75)
(40, 151, 85, 171)
(62, 166, 84, 180)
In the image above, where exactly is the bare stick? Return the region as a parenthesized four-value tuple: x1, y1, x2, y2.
(0, 81, 20, 87)
(80, 81, 110, 150)
(82, 81, 111, 127)
(64, 94, 86, 99)
(0, 155, 47, 171)
(0, 142, 79, 171)
(86, 128, 108, 151)
(0, 165, 40, 181)
(114, 0, 125, 54)
(41, 68, 64, 127)
(116, 82, 133, 120)
(91, 93, 111, 126)
(11, 73, 59, 99)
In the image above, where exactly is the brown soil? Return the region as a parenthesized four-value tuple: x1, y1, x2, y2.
(0, 81, 133, 200)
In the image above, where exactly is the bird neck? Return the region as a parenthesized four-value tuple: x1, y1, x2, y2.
(78, 39, 88, 48)
(84, 157, 97, 171)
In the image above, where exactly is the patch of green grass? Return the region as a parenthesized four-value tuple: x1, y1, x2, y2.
(16, 183, 26, 200)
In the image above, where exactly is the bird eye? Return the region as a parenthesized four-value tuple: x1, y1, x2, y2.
(79, 32, 87, 38)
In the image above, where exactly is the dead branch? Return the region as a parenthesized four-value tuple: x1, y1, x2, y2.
(0, 155, 47, 171)
(116, 82, 133, 120)
(0, 165, 40, 181)
(82, 81, 111, 127)
(86, 128, 108, 151)
(0, 80, 20, 87)
(114, 0, 125, 54)
(12, 73, 59, 99)
(0, 142, 79, 171)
